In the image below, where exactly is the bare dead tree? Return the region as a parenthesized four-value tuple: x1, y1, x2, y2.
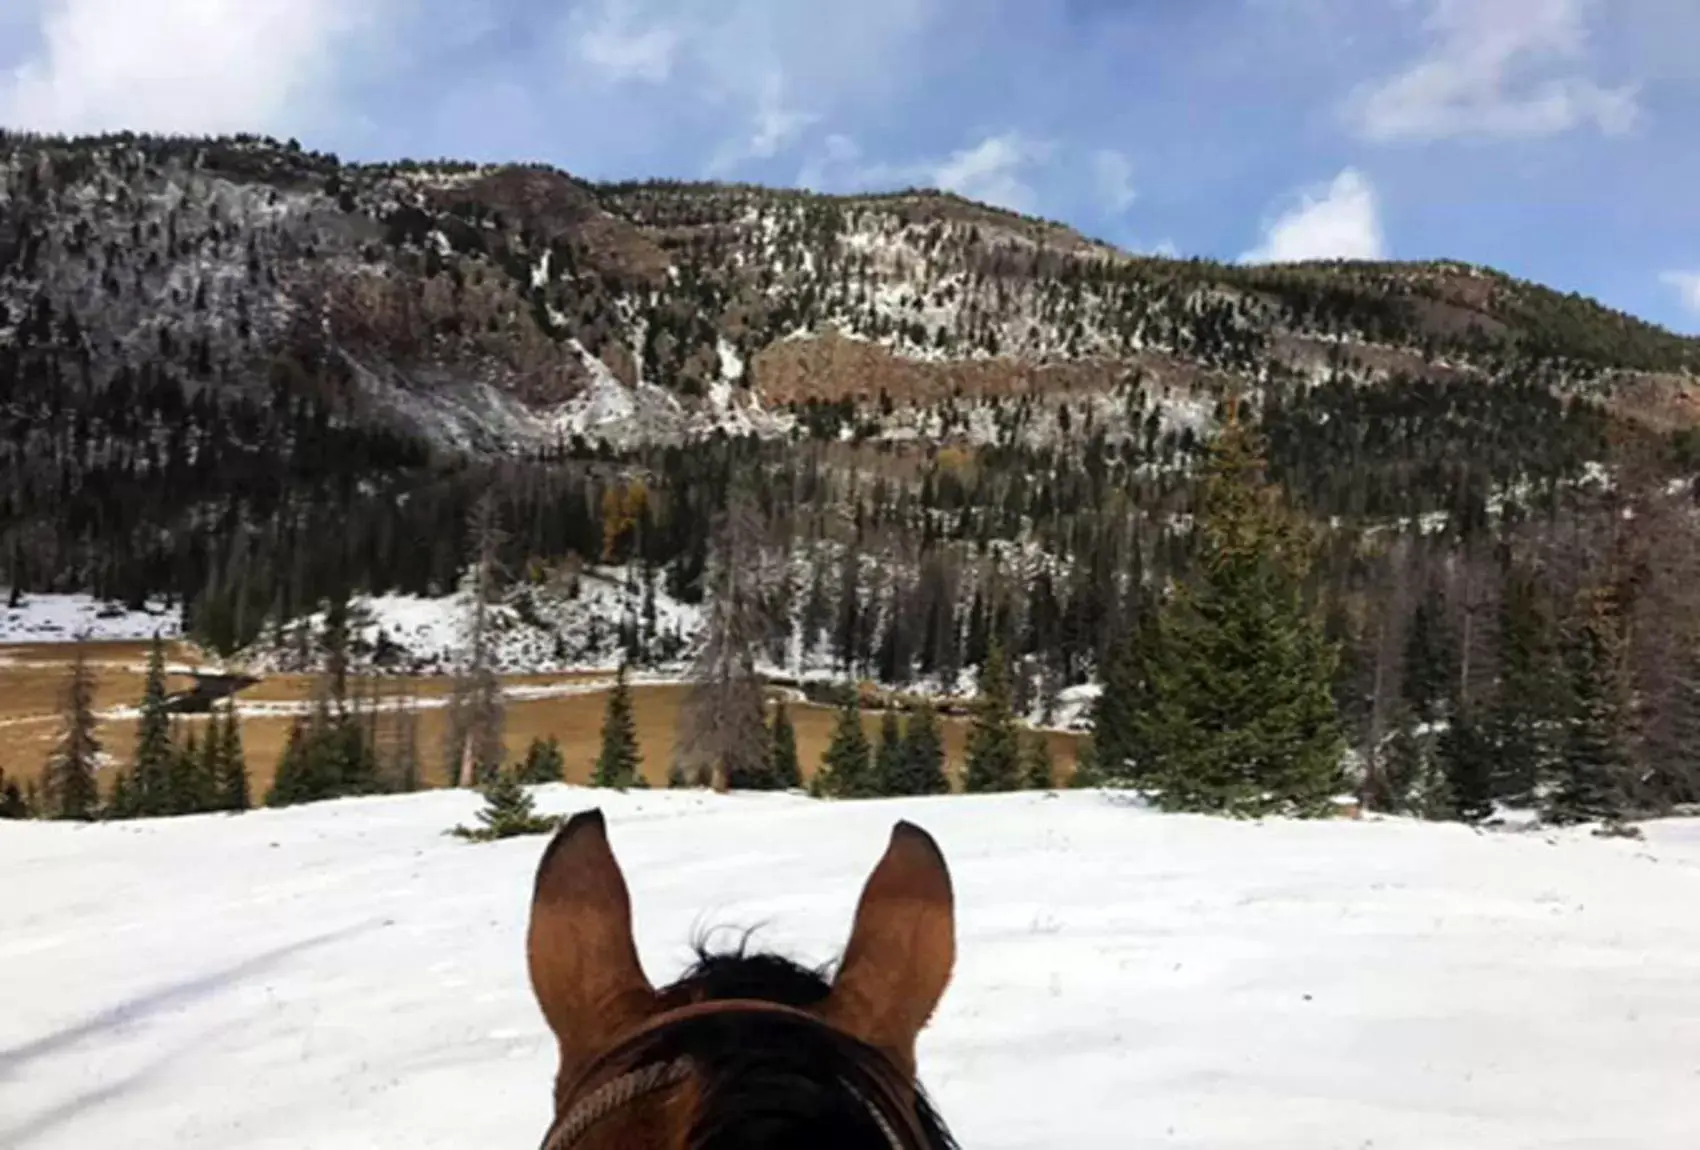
(391, 677, 422, 793)
(675, 488, 782, 792)
(445, 493, 506, 787)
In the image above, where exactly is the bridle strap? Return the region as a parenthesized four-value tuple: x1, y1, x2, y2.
(542, 998, 926, 1150)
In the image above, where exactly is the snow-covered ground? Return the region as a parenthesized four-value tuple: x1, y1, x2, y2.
(0, 592, 181, 645)
(3, 790, 1698, 1149)
(241, 565, 704, 676)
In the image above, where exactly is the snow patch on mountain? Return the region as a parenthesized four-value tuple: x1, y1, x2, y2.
(0, 591, 182, 644)
(240, 565, 702, 676)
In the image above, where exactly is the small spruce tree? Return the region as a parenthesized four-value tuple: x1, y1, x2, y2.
(592, 664, 642, 788)
(1436, 712, 1495, 823)
(873, 708, 906, 796)
(163, 723, 202, 816)
(217, 703, 250, 812)
(197, 718, 223, 812)
(266, 719, 312, 807)
(452, 769, 560, 841)
(1090, 608, 1158, 780)
(131, 634, 174, 816)
(520, 735, 567, 785)
(768, 701, 802, 790)
(817, 693, 873, 798)
(964, 641, 1022, 793)
(1547, 585, 1633, 825)
(1021, 730, 1056, 791)
(901, 699, 950, 795)
(43, 640, 101, 821)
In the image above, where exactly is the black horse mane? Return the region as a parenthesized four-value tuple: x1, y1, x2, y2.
(616, 934, 959, 1150)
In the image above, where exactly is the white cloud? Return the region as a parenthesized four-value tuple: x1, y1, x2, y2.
(0, 0, 371, 136)
(1092, 148, 1137, 214)
(707, 71, 819, 175)
(1662, 271, 1700, 316)
(1242, 168, 1387, 264)
(558, 0, 938, 177)
(795, 130, 1052, 213)
(931, 132, 1052, 214)
(1347, 0, 1637, 143)
(568, 0, 680, 85)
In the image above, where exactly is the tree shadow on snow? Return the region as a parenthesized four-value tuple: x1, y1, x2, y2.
(0, 922, 375, 1078)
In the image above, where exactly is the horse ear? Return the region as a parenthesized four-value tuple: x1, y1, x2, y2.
(820, 821, 956, 1079)
(527, 809, 657, 1083)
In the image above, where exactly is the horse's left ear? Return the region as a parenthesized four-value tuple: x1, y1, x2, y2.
(820, 821, 956, 1079)
(528, 810, 658, 1093)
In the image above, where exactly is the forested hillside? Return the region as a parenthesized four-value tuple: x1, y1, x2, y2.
(5, 130, 1700, 826)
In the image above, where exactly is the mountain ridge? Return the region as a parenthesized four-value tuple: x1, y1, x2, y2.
(3, 129, 1695, 462)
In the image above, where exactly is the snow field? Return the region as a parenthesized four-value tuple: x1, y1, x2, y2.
(3, 790, 1699, 1148)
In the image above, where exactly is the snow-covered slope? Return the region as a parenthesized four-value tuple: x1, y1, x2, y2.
(3, 790, 1698, 1149)
(0, 592, 181, 644)
(240, 565, 702, 675)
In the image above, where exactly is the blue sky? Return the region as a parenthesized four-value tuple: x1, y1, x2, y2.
(3, 0, 1698, 334)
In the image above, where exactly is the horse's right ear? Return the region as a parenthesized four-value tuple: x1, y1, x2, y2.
(527, 810, 658, 1090)
(820, 821, 955, 1080)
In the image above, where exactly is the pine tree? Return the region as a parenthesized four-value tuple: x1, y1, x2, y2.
(196, 718, 222, 812)
(43, 641, 101, 821)
(1486, 567, 1559, 805)
(131, 633, 174, 815)
(1132, 417, 1346, 817)
(452, 768, 559, 841)
(817, 693, 873, 798)
(592, 663, 642, 788)
(107, 768, 136, 820)
(168, 725, 201, 814)
(768, 701, 801, 790)
(1021, 730, 1056, 791)
(1401, 585, 1455, 726)
(267, 719, 312, 807)
(335, 686, 381, 795)
(217, 702, 250, 812)
(1436, 711, 1495, 822)
(901, 698, 950, 795)
(1090, 604, 1158, 781)
(164, 725, 202, 814)
(1547, 585, 1633, 825)
(520, 735, 567, 785)
(964, 641, 1021, 793)
(873, 708, 906, 796)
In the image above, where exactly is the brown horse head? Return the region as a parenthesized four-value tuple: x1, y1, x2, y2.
(527, 809, 959, 1149)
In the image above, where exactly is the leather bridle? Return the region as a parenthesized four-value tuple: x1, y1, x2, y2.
(541, 998, 926, 1150)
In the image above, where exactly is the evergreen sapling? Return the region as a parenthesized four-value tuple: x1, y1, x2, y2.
(768, 701, 801, 790)
(452, 769, 560, 841)
(818, 693, 873, 798)
(592, 664, 642, 789)
(964, 641, 1021, 793)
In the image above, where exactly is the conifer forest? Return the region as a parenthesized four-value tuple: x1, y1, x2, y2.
(6, 131, 1700, 828)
